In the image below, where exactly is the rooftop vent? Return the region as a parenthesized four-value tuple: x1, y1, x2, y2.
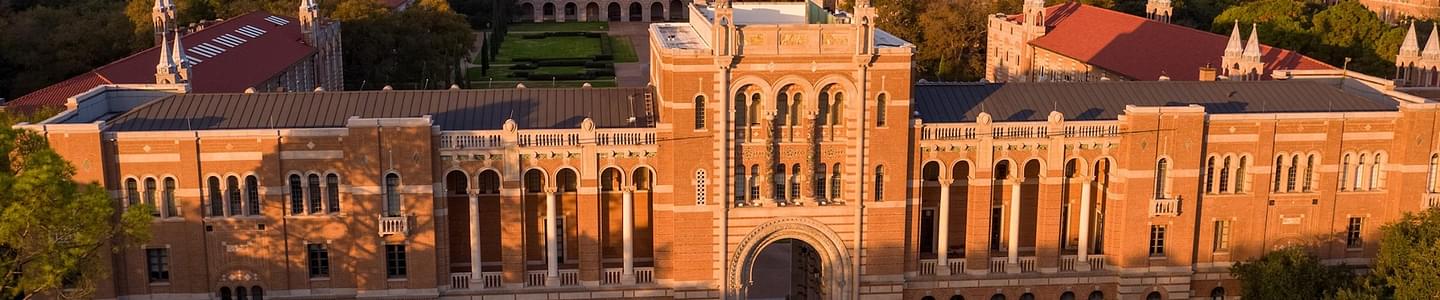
(264, 16, 290, 26)
(382, 85, 393, 91)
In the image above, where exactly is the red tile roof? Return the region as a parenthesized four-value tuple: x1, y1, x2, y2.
(1025, 3, 1334, 81)
(6, 11, 316, 110)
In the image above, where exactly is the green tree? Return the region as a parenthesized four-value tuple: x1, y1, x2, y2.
(914, 0, 991, 81)
(1231, 246, 1356, 300)
(1309, 1, 1389, 75)
(1371, 209, 1440, 299)
(0, 113, 153, 298)
(871, 0, 921, 44)
(1211, 0, 1315, 54)
(333, 0, 474, 89)
(0, 0, 136, 100)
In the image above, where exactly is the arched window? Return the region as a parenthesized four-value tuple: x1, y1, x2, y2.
(772, 164, 787, 200)
(226, 176, 241, 216)
(749, 93, 762, 126)
(1209, 287, 1225, 300)
(1060, 292, 1075, 300)
(251, 286, 264, 300)
(1303, 155, 1315, 192)
(219, 287, 232, 300)
(990, 294, 1006, 300)
(326, 174, 340, 213)
(144, 178, 158, 216)
(125, 178, 140, 207)
(479, 171, 501, 194)
(749, 165, 761, 201)
(1088, 291, 1104, 300)
(1355, 154, 1368, 191)
(1372, 153, 1386, 190)
(789, 92, 802, 127)
(831, 91, 844, 126)
(209, 177, 224, 217)
(1236, 156, 1248, 192)
(384, 173, 401, 216)
(735, 167, 747, 204)
(1154, 158, 1168, 198)
(1286, 155, 1298, 192)
(235, 285, 247, 300)
(951, 295, 966, 300)
(1429, 154, 1439, 193)
(1219, 157, 1232, 193)
(245, 176, 260, 215)
(789, 164, 801, 200)
(876, 93, 888, 127)
(817, 91, 831, 125)
(830, 163, 842, 200)
(735, 91, 749, 126)
(1146, 291, 1162, 300)
(815, 164, 828, 200)
(1273, 155, 1284, 192)
(694, 95, 706, 130)
(874, 165, 885, 202)
(776, 92, 790, 128)
(1020, 293, 1034, 300)
(288, 175, 303, 215)
(162, 178, 177, 217)
(694, 169, 707, 205)
(1340, 154, 1352, 191)
(307, 174, 322, 214)
(1204, 157, 1215, 193)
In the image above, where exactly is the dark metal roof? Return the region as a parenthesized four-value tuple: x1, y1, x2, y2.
(913, 81, 1398, 123)
(105, 88, 654, 131)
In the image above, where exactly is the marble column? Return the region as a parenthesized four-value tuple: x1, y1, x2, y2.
(1008, 178, 1021, 265)
(622, 186, 637, 284)
(545, 187, 559, 286)
(468, 189, 483, 286)
(936, 179, 954, 275)
(1076, 178, 1093, 271)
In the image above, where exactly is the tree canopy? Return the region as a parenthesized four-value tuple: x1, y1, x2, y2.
(333, 0, 475, 90)
(1230, 246, 1356, 300)
(0, 113, 152, 298)
(1210, 0, 1404, 78)
(1370, 209, 1440, 298)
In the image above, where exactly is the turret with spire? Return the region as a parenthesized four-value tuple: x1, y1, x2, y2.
(151, 0, 176, 46)
(1022, 0, 1047, 38)
(1146, 0, 1172, 23)
(1219, 23, 1265, 80)
(300, 0, 320, 45)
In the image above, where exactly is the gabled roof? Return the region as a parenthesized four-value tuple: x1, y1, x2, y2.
(912, 81, 1395, 123)
(104, 88, 655, 131)
(6, 11, 316, 109)
(1024, 3, 1334, 81)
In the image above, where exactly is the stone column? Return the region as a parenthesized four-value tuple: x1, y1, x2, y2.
(1076, 177, 1093, 271)
(468, 189, 483, 286)
(622, 186, 637, 284)
(1008, 178, 1021, 265)
(545, 186, 559, 286)
(936, 179, 953, 275)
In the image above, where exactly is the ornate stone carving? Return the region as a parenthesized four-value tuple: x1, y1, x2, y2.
(725, 217, 853, 299)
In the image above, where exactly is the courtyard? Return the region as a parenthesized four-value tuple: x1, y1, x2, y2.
(469, 22, 641, 88)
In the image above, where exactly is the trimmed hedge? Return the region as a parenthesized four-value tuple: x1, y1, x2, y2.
(509, 63, 538, 70)
(526, 73, 596, 81)
(519, 32, 603, 39)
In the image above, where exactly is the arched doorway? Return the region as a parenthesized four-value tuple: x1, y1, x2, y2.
(746, 238, 822, 300)
(608, 2, 622, 21)
(444, 170, 471, 273)
(564, 2, 578, 21)
(650, 2, 664, 21)
(586, 2, 600, 21)
(668, 0, 685, 20)
(629, 2, 643, 21)
(728, 218, 852, 299)
(518, 3, 536, 22)
(542, 2, 556, 21)
(1018, 160, 1041, 255)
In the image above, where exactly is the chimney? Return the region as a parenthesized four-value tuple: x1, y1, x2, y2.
(1199, 64, 1218, 81)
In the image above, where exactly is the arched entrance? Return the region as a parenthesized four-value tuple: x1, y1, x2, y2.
(747, 239, 822, 300)
(608, 2, 622, 21)
(728, 218, 852, 300)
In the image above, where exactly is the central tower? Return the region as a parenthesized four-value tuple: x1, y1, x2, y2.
(648, 0, 914, 298)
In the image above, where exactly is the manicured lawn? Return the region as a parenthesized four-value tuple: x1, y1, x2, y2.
(468, 66, 598, 81)
(509, 22, 609, 32)
(609, 36, 639, 63)
(496, 35, 602, 62)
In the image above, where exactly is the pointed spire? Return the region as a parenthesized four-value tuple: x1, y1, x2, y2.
(1243, 23, 1262, 58)
(1402, 21, 1420, 57)
(156, 33, 175, 72)
(1424, 24, 1440, 59)
(1224, 21, 1243, 57)
(172, 31, 190, 69)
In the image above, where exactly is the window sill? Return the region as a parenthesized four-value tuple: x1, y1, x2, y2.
(1346, 247, 1363, 252)
(286, 214, 346, 219)
(148, 282, 171, 287)
(1148, 256, 1166, 260)
(154, 217, 185, 223)
(310, 277, 331, 282)
(203, 216, 267, 221)
(386, 278, 408, 282)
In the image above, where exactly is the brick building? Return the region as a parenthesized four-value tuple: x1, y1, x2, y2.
(22, 0, 1440, 299)
(3, 0, 343, 112)
(985, 1, 1337, 83)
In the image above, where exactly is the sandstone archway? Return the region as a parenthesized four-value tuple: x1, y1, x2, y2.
(728, 217, 852, 299)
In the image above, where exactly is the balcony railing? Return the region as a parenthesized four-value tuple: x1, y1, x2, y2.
(946, 260, 965, 275)
(1017, 257, 1038, 273)
(1058, 255, 1077, 272)
(602, 268, 623, 285)
(918, 259, 937, 276)
(525, 270, 546, 287)
(988, 257, 1007, 273)
(1150, 198, 1181, 216)
(1426, 193, 1440, 209)
(635, 267, 654, 284)
(378, 215, 410, 236)
(439, 132, 503, 149)
(596, 129, 656, 145)
(558, 269, 579, 286)
(1087, 256, 1106, 271)
(481, 272, 502, 288)
(1063, 122, 1120, 138)
(450, 272, 471, 290)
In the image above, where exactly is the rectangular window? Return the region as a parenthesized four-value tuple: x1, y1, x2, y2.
(1213, 220, 1231, 252)
(326, 174, 340, 213)
(289, 175, 304, 215)
(146, 248, 169, 283)
(1346, 217, 1364, 249)
(307, 244, 330, 278)
(385, 244, 407, 278)
(1149, 225, 1166, 257)
(308, 175, 322, 214)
